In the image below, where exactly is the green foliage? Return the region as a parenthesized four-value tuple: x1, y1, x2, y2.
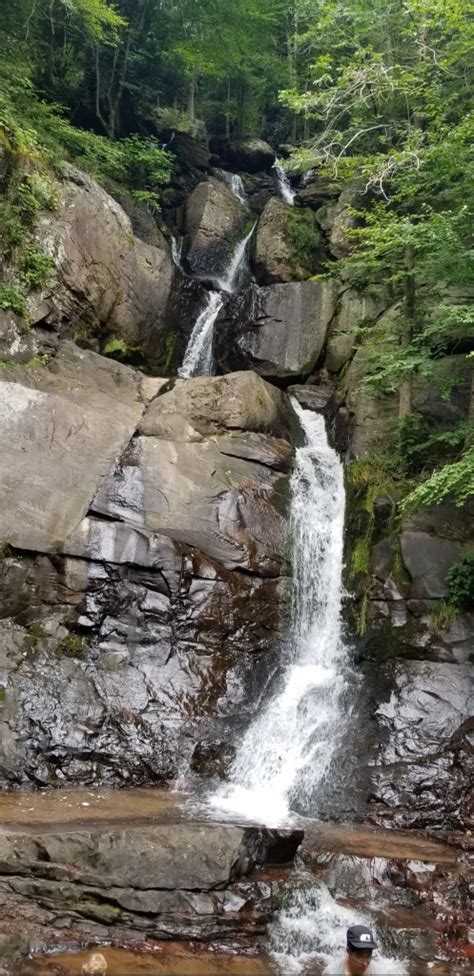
(430, 600, 457, 633)
(0, 285, 27, 315)
(401, 448, 474, 512)
(286, 207, 323, 276)
(56, 633, 86, 659)
(447, 554, 474, 609)
(350, 537, 370, 578)
(19, 244, 56, 288)
(102, 335, 142, 361)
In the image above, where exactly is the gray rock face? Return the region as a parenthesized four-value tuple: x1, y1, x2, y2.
(26, 166, 203, 370)
(0, 354, 298, 787)
(343, 344, 398, 457)
(253, 198, 321, 284)
(0, 311, 38, 363)
(0, 815, 302, 942)
(224, 140, 276, 174)
(215, 280, 338, 380)
(182, 178, 248, 278)
(325, 288, 385, 373)
(400, 531, 463, 599)
(0, 344, 149, 553)
(370, 660, 473, 830)
(316, 187, 361, 258)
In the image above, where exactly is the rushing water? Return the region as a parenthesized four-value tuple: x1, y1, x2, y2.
(179, 222, 255, 377)
(218, 169, 247, 205)
(170, 234, 183, 268)
(179, 291, 224, 378)
(270, 881, 407, 975)
(274, 162, 296, 205)
(214, 221, 256, 293)
(210, 404, 349, 823)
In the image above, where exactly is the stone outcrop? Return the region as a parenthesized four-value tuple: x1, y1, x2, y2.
(181, 178, 248, 279)
(324, 288, 385, 374)
(25, 166, 203, 371)
(0, 311, 38, 364)
(370, 660, 473, 831)
(252, 198, 323, 284)
(0, 350, 299, 787)
(0, 806, 302, 946)
(215, 280, 339, 380)
(220, 140, 276, 174)
(316, 186, 362, 258)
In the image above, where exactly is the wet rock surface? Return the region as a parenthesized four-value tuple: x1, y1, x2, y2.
(30, 167, 193, 363)
(0, 790, 302, 951)
(215, 280, 338, 380)
(0, 792, 469, 972)
(181, 178, 248, 279)
(0, 361, 298, 787)
(252, 198, 322, 284)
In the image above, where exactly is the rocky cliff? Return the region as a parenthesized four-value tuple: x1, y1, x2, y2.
(0, 144, 472, 836)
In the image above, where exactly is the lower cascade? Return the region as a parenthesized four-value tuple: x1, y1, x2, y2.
(269, 882, 407, 975)
(211, 402, 350, 823)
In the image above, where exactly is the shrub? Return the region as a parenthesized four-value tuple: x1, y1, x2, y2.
(447, 553, 474, 609)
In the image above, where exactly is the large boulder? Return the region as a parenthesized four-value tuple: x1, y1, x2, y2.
(0, 343, 151, 553)
(28, 166, 200, 368)
(182, 178, 248, 279)
(0, 810, 302, 943)
(316, 186, 364, 258)
(325, 288, 386, 374)
(295, 175, 340, 210)
(0, 353, 299, 787)
(93, 374, 295, 574)
(400, 531, 464, 599)
(221, 139, 276, 174)
(370, 659, 473, 830)
(0, 310, 38, 364)
(253, 198, 324, 284)
(215, 280, 339, 381)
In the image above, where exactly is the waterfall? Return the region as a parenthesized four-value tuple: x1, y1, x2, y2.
(170, 234, 183, 268)
(218, 169, 247, 205)
(270, 882, 407, 975)
(214, 222, 256, 294)
(274, 162, 296, 206)
(179, 223, 255, 378)
(178, 291, 223, 379)
(210, 403, 350, 823)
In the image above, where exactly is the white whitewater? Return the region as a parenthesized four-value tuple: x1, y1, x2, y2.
(179, 291, 223, 379)
(179, 222, 255, 377)
(210, 404, 349, 823)
(218, 169, 247, 205)
(170, 234, 183, 268)
(274, 162, 296, 205)
(270, 882, 407, 975)
(214, 221, 256, 294)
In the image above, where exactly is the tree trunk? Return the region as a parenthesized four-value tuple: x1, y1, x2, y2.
(399, 243, 415, 420)
(287, 5, 298, 142)
(225, 80, 231, 139)
(187, 72, 197, 120)
(236, 80, 246, 139)
(466, 371, 474, 447)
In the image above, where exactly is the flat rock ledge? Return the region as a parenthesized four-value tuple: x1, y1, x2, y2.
(0, 816, 303, 952)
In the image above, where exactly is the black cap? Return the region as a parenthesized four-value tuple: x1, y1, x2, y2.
(347, 925, 378, 950)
